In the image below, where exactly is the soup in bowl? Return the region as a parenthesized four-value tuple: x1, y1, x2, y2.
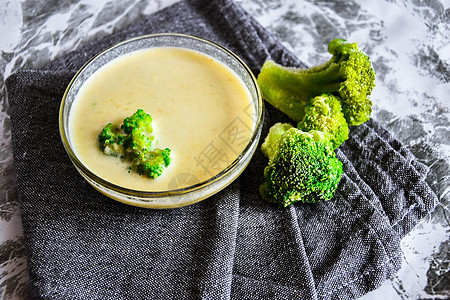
(59, 33, 263, 209)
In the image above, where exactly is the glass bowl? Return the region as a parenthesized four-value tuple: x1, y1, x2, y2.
(59, 33, 263, 209)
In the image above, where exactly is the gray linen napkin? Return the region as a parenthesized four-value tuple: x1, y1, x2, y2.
(5, 0, 438, 299)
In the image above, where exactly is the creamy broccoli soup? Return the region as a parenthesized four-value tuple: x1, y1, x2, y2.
(69, 47, 255, 191)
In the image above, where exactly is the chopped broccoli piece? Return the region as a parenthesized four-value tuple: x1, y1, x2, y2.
(135, 148, 171, 179)
(298, 94, 349, 149)
(122, 109, 153, 134)
(261, 122, 294, 159)
(98, 109, 171, 179)
(257, 38, 374, 205)
(123, 130, 154, 161)
(257, 38, 375, 126)
(98, 123, 125, 157)
(260, 123, 343, 207)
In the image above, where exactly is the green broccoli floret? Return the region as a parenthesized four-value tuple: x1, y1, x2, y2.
(298, 94, 349, 149)
(122, 109, 153, 134)
(260, 123, 343, 207)
(123, 130, 154, 161)
(98, 109, 171, 179)
(135, 148, 172, 179)
(98, 123, 125, 157)
(257, 38, 375, 126)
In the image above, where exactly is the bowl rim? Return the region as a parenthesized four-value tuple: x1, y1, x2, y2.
(59, 32, 263, 199)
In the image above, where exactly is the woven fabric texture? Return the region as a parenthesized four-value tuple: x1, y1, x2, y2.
(6, 0, 438, 299)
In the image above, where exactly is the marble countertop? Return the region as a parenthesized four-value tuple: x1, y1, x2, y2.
(0, 0, 448, 299)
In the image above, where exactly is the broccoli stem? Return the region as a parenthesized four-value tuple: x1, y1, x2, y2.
(257, 60, 342, 122)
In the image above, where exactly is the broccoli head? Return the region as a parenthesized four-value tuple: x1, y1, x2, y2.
(257, 38, 375, 126)
(121, 109, 153, 134)
(98, 123, 125, 157)
(135, 148, 172, 179)
(98, 109, 171, 179)
(297, 94, 349, 149)
(260, 123, 343, 207)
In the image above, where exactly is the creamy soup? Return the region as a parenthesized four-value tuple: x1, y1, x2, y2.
(69, 47, 255, 191)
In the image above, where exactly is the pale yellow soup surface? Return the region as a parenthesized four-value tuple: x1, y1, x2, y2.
(69, 47, 256, 191)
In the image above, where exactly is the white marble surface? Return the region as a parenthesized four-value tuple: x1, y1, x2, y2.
(0, 0, 449, 299)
